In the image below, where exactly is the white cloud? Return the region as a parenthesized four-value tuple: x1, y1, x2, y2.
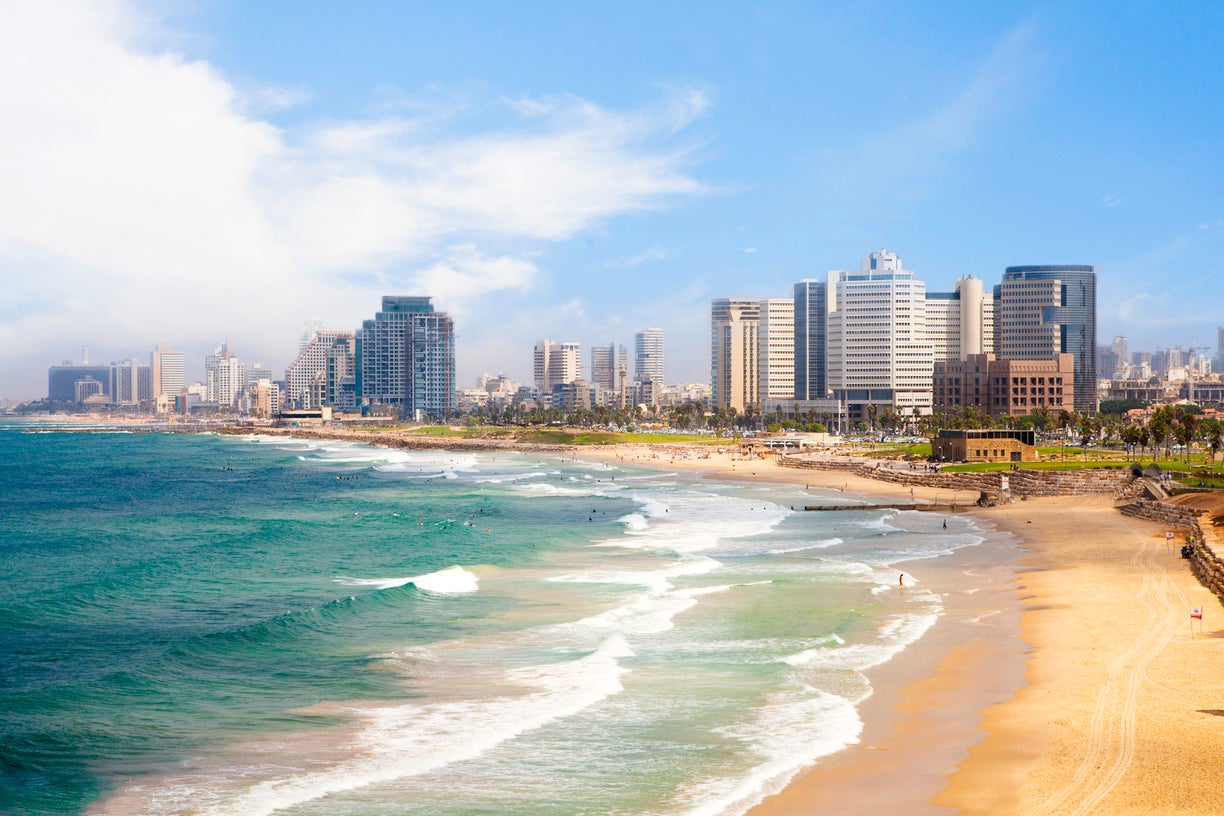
(0, 1, 708, 399)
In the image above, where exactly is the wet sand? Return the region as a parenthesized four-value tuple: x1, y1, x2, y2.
(579, 442, 1224, 816)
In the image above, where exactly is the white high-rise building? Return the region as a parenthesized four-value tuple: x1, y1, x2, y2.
(827, 250, 933, 425)
(634, 328, 664, 384)
(150, 343, 185, 401)
(533, 340, 581, 393)
(205, 341, 245, 409)
(925, 275, 994, 363)
(711, 298, 761, 412)
(757, 298, 794, 403)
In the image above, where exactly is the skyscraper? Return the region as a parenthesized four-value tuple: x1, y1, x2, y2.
(792, 280, 827, 400)
(710, 298, 761, 412)
(150, 343, 185, 402)
(995, 265, 1097, 413)
(757, 298, 794, 403)
(634, 328, 664, 384)
(533, 340, 581, 393)
(591, 344, 628, 392)
(1216, 326, 1224, 373)
(827, 250, 933, 424)
(358, 296, 455, 418)
(205, 341, 245, 409)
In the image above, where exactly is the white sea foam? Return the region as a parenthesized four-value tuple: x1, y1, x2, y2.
(123, 636, 633, 816)
(765, 537, 844, 555)
(668, 685, 864, 816)
(334, 565, 479, 594)
(782, 608, 941, 675)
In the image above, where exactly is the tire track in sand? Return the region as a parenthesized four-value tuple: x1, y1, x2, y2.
(1031, 532, 1185, 816)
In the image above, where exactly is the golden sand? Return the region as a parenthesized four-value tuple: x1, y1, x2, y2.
(581, 443, 1224, 816)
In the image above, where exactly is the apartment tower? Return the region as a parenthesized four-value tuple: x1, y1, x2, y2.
(357, 296, 455, 418)
(711, 298, 761, 413)
(757, 298, 795, 403)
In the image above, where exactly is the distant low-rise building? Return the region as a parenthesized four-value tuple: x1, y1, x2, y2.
(930, 428, 1038, 463)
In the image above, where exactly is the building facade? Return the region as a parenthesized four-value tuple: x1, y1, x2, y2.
(826, 250, 933, 423)
(150, 343, 185, 404)
(933, 353, 1074, 417)
(357, 296, 455, 418)
(995, 265, 1096, 413)
(792, 279, 827, 401)
(591, 344, 628, 393)
(533, 340, 581, 394)
(757, 298, 795, 404)
(925, 275, 994, 364)
(286, 329, 355, 409)
(710, 298, 761, 412)
(204, 342, 245, 409)
(634, 328, 664, 385)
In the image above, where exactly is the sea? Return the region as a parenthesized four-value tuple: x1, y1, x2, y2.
(0, 420, 1001, 816)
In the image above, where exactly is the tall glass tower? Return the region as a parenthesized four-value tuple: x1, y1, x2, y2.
(995, 265, 1097, 413)
(792, 280, 827, 400)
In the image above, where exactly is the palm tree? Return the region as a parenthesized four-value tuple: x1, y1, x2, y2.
(1205, 419, 1223, 485)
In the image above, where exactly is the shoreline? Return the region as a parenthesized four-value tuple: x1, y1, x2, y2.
(34, 421, 1224, 813)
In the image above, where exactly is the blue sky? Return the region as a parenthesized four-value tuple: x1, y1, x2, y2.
(2, 1, 1222, 401)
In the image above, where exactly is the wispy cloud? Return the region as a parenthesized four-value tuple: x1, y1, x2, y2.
(0, 0, 710, 397)
(814, 22, 1042, 209)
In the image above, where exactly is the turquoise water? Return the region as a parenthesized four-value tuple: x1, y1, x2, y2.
(0, 423, 985, 815)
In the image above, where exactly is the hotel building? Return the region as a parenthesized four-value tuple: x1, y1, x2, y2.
(357, 296, 455, 418)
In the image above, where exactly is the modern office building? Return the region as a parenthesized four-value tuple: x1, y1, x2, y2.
(47, 362, 112, 403)
(792, 279, 827, 401)
(533, 340, 581, 393)
(827, 250, 933, 424)
(591, 343, 628, 405)
(710, 298, 761, 412)
(150, 343, 185, 403)
(925, 275, 994, 363)
(757, 298, 795, 403)
(357, 296, 456, 418)
(286, 329, 355, 409)
(995, 265, 1097, 413)
(1216, 326, 1224, 373)
(634, 328, 665, 385)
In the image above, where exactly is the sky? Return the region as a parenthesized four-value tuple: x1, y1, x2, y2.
(3, 0, 1223, 402)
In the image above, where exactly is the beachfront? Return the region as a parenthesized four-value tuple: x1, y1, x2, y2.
(580, 441, 1224, 815)
(30, 421, 1224, 814)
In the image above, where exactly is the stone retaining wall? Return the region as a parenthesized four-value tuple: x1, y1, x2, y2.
(1120, 500, 1224, 606)
(776, 455, 1139, 499)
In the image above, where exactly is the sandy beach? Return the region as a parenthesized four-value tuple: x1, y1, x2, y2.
(77, 422, 1224, 814)
(579, 441, 1224, 815)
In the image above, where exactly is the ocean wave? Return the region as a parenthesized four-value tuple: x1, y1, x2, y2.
(98, 636, 634, 816)
(334, 565, 479, 594)
(667, 685, 864, 816)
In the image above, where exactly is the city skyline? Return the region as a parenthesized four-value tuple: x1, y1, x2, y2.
(3, 2, 1224, 401)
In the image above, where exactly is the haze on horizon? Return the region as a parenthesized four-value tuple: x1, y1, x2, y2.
(2, 1, 1221, 402)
